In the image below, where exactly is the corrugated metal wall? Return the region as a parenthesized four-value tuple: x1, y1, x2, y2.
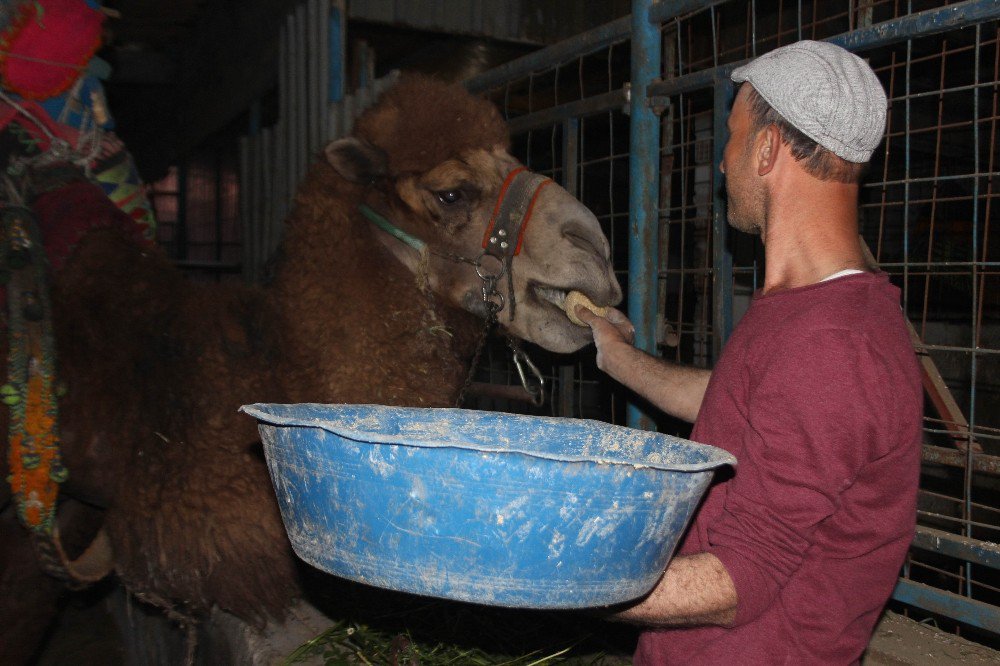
(346, 0, 629, 46)
(348, 0, 528, 42)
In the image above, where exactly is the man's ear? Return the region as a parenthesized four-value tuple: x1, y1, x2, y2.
(325, 137, 388, 183)
(756, 125, 780, 176)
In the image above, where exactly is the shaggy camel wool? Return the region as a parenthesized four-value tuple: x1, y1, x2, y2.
(353, 74, 510, 177)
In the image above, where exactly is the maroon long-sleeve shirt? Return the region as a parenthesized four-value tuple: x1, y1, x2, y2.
(636, 272, 922, 665)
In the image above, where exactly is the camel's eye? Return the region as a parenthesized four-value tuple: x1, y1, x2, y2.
(436, 190, 463, 206)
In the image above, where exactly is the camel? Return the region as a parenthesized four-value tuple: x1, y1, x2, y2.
(0, 73, 621, 661)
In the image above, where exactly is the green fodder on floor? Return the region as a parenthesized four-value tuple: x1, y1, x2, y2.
(283, 601, 635, 666)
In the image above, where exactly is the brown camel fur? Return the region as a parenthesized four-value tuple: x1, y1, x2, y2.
(0, 74, 621, 658)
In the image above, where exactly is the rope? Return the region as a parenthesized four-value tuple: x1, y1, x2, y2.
(0, 50, 86, 71)
(0, 87, 58, 142)
(358, 203, 426, 252)
(0, 87, 106, 177)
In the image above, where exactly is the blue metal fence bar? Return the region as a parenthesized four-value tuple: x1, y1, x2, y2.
(901, 41, 913, 382)
(912, 525, 1000, 571)
(870, 77, 1000, 104)
(626, 0, 662, 431)
(465, 17, 630, 94)
(648, 67, 723, 102)
(867, 169, 1000, 188)
(873, 260, 1000, 270)
(559, 117, 580, 419)
(830, 0, 1000, 52)
(646, 0, 731, 25)
(646, 0, 1000, 101)
(918, 510, 1000, 538)
(712, 79, 735, 358)
(909, 342, 1000, 356)
(964, 20, 983, 602)
(892, 579, 1000, 635)
(506, 89, 628, 136)
(328, 1, 344, 102)
(922, 444, 1000, 476)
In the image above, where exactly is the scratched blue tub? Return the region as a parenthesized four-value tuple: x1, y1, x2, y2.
(240, 403, 735, 609)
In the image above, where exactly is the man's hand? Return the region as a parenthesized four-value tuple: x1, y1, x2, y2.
(575, 305, 709, 423)
(574, 305, 635, 371)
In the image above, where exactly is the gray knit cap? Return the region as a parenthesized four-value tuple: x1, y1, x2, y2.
(731, 40, 887, 163)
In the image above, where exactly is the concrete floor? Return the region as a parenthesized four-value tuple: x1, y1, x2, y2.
(30, 589, 1000, 665)
(864, 612, 1000, 665)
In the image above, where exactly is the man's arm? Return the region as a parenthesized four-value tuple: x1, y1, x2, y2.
(574, 307, 731, 625)
(610, 553, 737, 627)
(575, 307, 711, 423)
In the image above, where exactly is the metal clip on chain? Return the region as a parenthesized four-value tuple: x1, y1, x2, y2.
(508, 336, 545, 406)
(476, 253, 506, 325)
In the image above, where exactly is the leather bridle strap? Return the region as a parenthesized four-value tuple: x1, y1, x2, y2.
(481, 167, 553, 321)
(481, 166, 553, 261)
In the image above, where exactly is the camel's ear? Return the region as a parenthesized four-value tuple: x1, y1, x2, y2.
(325, 137, 387, 183)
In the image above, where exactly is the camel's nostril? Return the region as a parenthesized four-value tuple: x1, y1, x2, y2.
(563, 224, 606, 258)
(611, 279, 624, 305)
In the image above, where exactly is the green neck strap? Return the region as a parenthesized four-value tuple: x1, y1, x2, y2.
(358, 204, 426, 252)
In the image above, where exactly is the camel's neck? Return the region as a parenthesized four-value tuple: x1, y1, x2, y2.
(266, 170, 481, 407)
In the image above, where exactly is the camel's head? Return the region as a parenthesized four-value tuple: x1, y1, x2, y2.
(325, 75, 621, 354)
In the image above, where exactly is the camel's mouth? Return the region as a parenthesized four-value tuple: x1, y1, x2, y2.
(505, 282, 613, 353)
(531, 284, 606, 322)
(533, 285, 569, 311)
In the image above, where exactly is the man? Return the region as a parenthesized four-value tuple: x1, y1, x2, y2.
(575, 41, 923, 664)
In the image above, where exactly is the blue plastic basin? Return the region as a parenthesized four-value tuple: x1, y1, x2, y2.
(240, 403, 735, 609)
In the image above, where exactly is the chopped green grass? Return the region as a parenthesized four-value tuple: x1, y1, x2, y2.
(284, 619, 585, 665)
(283, 605, 633, 666)
(286, 575, 636, 666)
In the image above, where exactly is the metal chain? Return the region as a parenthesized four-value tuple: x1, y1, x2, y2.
(454, 308, 495, 408)
(429, 247, 480, 267)
(454, 254, 545, 408)
(454, 254, 505, 407)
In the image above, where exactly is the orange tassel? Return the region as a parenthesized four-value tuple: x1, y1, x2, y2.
(8, 336, 60, 529)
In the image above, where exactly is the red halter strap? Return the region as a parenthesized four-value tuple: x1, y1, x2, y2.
(481, 166, 553, 259)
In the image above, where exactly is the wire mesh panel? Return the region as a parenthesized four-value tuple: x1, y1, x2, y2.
(864, 18, 1000, 642)
(646, 0, 1000, 644)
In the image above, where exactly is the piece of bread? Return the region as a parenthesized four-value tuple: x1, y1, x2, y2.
(564, 290, 607, 326)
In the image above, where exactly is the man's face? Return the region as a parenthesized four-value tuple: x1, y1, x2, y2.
(720, 86, 766, 235)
